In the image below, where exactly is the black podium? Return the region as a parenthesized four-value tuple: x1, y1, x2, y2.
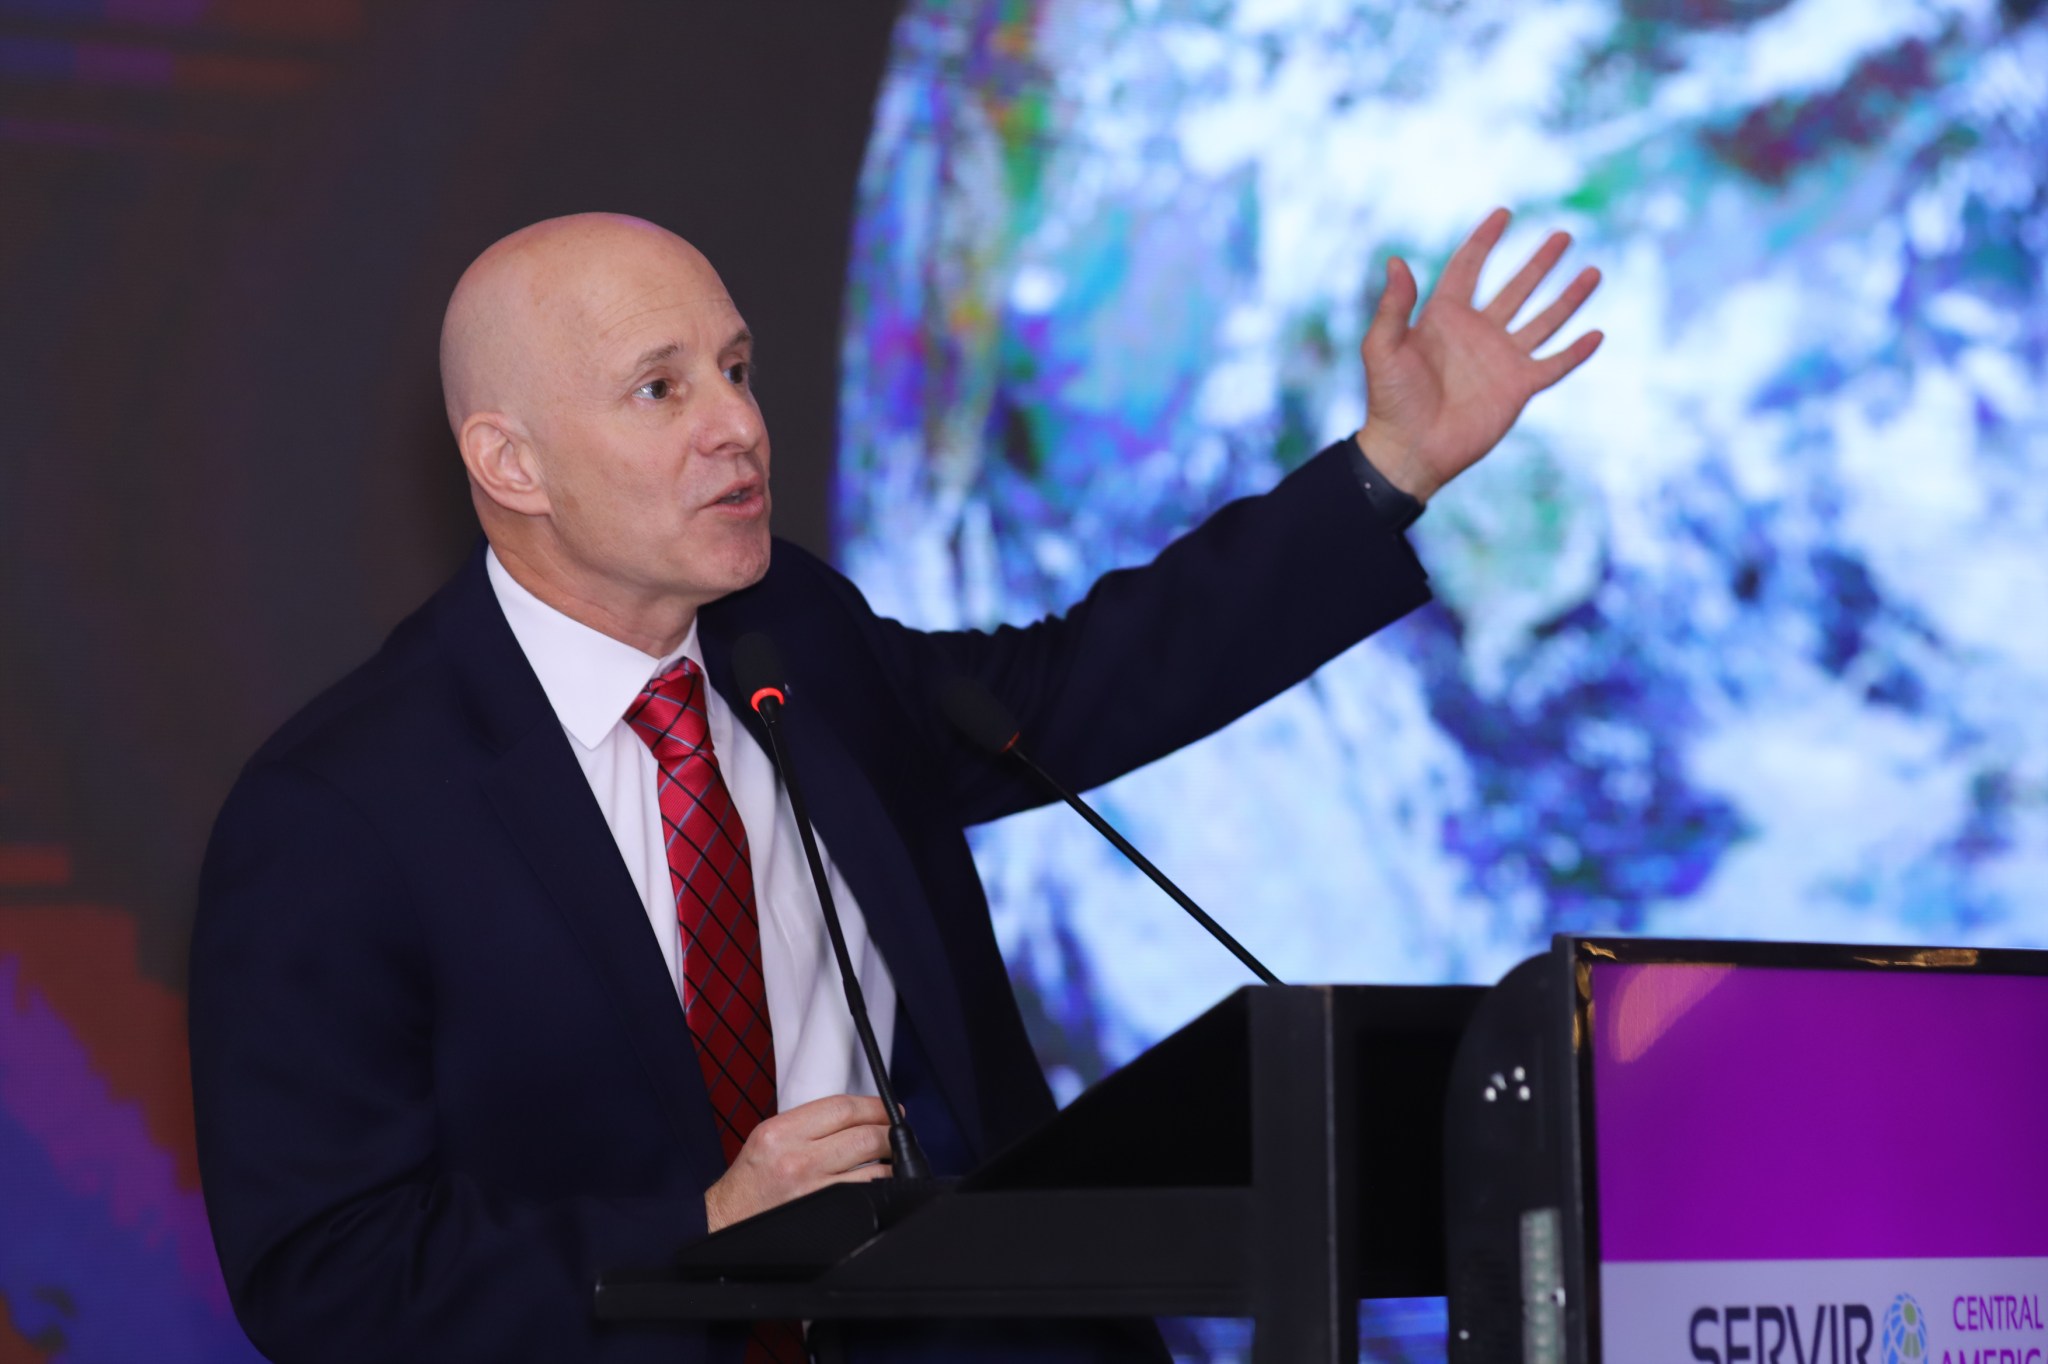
(595, 984, 1482, 1363)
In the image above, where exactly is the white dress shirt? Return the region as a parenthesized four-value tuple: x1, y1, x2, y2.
(486, 548, 897, 1112)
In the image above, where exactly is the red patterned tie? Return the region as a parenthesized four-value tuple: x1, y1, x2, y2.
(626, 657, 806, 1364)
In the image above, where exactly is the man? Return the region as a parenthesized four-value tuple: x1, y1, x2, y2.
(189, 211, 1599, 1363)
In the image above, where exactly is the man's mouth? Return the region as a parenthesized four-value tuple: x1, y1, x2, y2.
(709, 478, 764, 510)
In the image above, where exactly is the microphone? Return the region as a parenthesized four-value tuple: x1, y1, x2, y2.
(938, 676, 1284, 986)
(731, 632, 933, 1181)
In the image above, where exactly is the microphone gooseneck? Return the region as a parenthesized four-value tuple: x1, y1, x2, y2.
(939, 675, 1284, 987)
(731, 632, 933, 1181)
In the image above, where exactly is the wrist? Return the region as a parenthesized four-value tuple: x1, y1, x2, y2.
(1353, 425, 1442, 504)
(705, 1177, 733, 1235)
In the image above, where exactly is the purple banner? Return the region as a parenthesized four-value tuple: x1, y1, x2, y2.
(1592, 961, 2048, 1263)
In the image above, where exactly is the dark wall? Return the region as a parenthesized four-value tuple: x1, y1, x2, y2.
(0, 0, 903, 987)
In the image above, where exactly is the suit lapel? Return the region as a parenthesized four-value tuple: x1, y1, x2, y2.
(480, 733, 725, 1157)
(701, 626, 985, 1154)
(438, 547, 724, 1160)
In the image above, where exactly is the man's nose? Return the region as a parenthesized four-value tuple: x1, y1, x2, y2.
(694, 373, 765, 454)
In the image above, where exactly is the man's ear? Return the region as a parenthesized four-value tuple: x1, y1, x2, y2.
(459, 413, 550, 517)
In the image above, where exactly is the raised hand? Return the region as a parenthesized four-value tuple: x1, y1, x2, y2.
(1354, 207, 1602, 503)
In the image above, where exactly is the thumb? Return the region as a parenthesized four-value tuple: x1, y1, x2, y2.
(1362, 256, 1416, 364)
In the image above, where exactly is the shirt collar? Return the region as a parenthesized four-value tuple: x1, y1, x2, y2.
(485, 546, 703, 751)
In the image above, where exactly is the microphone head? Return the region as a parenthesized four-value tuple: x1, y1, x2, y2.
(939, 675, 1020, 755)
(732, 632, 787, 714)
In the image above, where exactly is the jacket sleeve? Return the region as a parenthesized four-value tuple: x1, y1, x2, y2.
(189, 760, 713, 1364)
(849, 438, 1432, 827)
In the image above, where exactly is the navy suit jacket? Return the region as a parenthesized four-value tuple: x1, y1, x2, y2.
(188, 441, 1431, 1363)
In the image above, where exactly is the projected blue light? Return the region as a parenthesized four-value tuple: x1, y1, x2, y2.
(838, 1, 2046, 1351)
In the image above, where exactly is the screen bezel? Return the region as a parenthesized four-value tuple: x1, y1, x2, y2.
(1561, 935, 2048, 1364)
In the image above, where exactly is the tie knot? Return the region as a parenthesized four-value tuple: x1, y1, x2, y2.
(626, 657, 712, 766)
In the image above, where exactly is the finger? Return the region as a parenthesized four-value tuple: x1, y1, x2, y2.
(1482, 231, 1571, 327)
(814, 1119, 895, 1176)
(1531, 330, 1604, 390)
(1435, 206, 1511, 305)
(1513, 266, 1602, 352)
(825, 1163, 894, 1188)
(769, 1137, 894, 1212)
(769, 1093, 891, 1140)
(1362, 256, 1417, 363)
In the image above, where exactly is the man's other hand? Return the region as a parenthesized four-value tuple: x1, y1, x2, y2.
(703, 1095, 894, 1233)
(1355, 206, 1603, 504)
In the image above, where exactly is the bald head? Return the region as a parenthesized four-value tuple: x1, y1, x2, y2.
(439, 213, 726, 434)
(437, 213, 773, 656)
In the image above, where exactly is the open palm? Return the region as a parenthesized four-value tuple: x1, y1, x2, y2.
(1355, 208, 1603, 502)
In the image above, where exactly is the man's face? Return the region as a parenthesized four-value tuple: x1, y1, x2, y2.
(522, 241, 772, 617)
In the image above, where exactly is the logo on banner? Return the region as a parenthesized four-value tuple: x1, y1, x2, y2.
(1881, 1294, 1928, 1364)
(1647, 1274, 2044, 1364)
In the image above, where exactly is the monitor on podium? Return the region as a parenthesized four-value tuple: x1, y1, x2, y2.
(1446, 936, 2048, 1364)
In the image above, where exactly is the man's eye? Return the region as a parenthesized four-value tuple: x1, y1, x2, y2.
(725, 361, 751, 387)
(635, 378, 671, 401)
